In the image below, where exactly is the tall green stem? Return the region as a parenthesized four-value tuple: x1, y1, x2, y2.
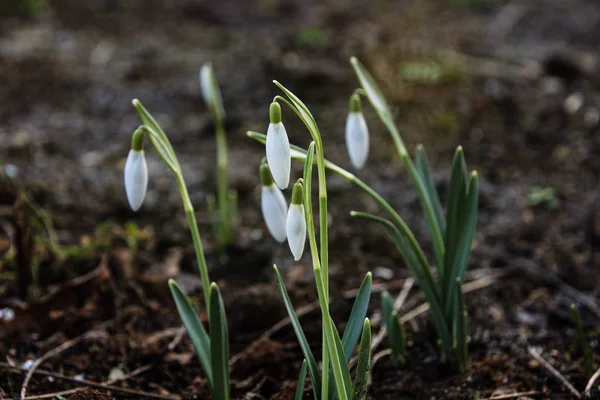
(178, 175, 211, 309)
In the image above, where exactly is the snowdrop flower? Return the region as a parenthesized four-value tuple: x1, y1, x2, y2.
(345, 94, 369, 169)
(199, 63, 225, 120)
(124, 128, 148, 211)
(260, 162, 287, 243)
(286, 180, 306, 261)
(266, 101, 291, 189)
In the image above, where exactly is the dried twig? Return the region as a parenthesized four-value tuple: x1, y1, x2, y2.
(483, 390, 540, 400)
(0, 362, 178, 400)
(584, 365, 600, 397)
(528, 347, 581, 398)
(20, 319, 114, 399)
(22, 364, 152, 399)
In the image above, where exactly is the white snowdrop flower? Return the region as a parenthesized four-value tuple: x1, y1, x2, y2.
(199, 63, 225, 120)
(345, 94, 369, 169)
(260, 163, 287, 243)
(266, 102, 291, 189)
(124, 129, 148, 211)
(286, 181, 306, 261)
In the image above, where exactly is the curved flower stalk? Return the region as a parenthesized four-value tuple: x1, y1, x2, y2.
(128, 99, 230, 399)
(287, 180, 306, 260)
(253, 84, 373, 400)
(266, 101, 291, 189)
(260, 162, 287, 243)
(199, 63, 236, 250)
(124, 128, 148, 211)
(345, 94, 369, 169)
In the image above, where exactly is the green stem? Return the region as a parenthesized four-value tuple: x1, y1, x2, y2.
(215, 116, 230, 248)
(178, 176, 211, 310)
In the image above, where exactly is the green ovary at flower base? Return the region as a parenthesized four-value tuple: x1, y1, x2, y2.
(199, 63, 237, 251)
(125, 99, 230, 399)
(253, 83, 373, 400)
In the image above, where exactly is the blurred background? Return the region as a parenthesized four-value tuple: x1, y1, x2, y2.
(1, 0, 600, 398)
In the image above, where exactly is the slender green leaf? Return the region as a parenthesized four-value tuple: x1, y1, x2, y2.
(415, 145, 445, 237)
(443, 170, 478, 316)
(168, 280, 213, 390)
(295, 359, 308, 400)
(209, 283, 230, 400)
(381, 291, 395, 345)
(571, 304, 594, 375)
(329, 317, 353, 400)
(391, 311, 407, 363)
(350, 212, 452, 351)
(143, 125, 179, 174)
(442, 147, 467, 312)
(342, 272, 372, 362)
(352, 319, 371, 400)
(454, 279, 467, 373)
(273, 265, 321, 399)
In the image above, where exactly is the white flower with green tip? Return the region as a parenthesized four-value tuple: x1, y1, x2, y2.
(124, 128, 148, 211)
(266, 101, 291, 189)
(345, 93, 369, 169)
(260, 162, 287, 243)
(286, 180, 306, 261)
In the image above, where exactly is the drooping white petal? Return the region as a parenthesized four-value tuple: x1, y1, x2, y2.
(124, 149, 148, 211)
(286, 204, 306, 261)
(266, 122, 291, 189)
(345, 112, 370, 169)
(261, 184, 288, 243)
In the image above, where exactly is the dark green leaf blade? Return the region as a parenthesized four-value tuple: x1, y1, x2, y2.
(341, 272, 372, 362)
(295, 359, 308, 400)
(352, 319, 371, 400)
(209, 283, 230, 400)
(168, 279, 213, 390)
(273, 265, 321, 399)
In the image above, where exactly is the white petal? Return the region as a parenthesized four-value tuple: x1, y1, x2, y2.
(286, 204, 306, 261)
(199, 65, 213, 106)
(266, 122, 291, 189)
(345, 112, 370, 169)
(124, 150, 148, 211)
(261, 185, 288, 243)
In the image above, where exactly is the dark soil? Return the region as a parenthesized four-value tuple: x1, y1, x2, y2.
(1, 0, 600, 399)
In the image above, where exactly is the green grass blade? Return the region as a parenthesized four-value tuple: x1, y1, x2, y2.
(391, 311, 407, 363)
(443, 170, 478, 317)
(209, 283, 230, 400)
(273, 265, 322, 399)
(329, 317, 354, 400)
(342, 272, 372, 362)
(415, 145, 445, 237)
(295, 359, 308, 400)
(352, 319, 371, 400)
(442, 147, 467, 312)
(351, 212, 452, 351)
(381, 291, 395, 350)
(168, 279, 213, 390)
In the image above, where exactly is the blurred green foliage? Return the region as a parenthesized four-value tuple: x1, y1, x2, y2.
(294, 27, 327, 49)
(528, 186, 559, 209)
(0, 0, 47, 18)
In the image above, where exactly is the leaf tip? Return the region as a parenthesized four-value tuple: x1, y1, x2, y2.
(132, 98, 140, 107)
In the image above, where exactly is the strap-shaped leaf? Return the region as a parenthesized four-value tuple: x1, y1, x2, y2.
(168, 279, 212, 390)
(273, 81, 320, 141)
(342, 272, 372, 362)
(209, 283, 230, 400)
(390, 311, 407, 363)
(273, 265, 321, 399)
(443, 170, 478, 317)
(415, 145, 445, 238)
(352, 319, 371, 400)
(295, 359, 308, 400)
(454, 279, 468, 373)
(380, 292, 396, 350)
(442, 147, 467, 298)
(329, 317, 354, 400)
(350, 212, 452, 351)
